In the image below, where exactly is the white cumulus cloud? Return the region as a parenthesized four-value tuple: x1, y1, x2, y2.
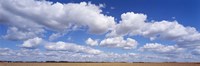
(85, 38, 98, 46)
(3, 27, 44, 41)
(21, 37, 43, 49)
(139, 43, 184, 54)
(100, 37, 138, 49)
(106, 12, 200, 50)
(107, 12, 146, 37)
(45, 41, 102, 54)
(0, 0, 116, 41)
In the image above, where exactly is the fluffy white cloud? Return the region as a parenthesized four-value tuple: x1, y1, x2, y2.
(3, 27, 44, 40)
(45, 41, 102, 54)
(142, 21, 197, 41)
(106, 12, 200, 49)
(107, 12, 146, 37)
(2, 0, 199, 50)
(139, 43, 184, 54)
(100, 37, 138, 49)
(21, 37, 43, 49)
(85, 38, 98, 46)
(142, 21, 200, 49)
(0, 0, 116, 41)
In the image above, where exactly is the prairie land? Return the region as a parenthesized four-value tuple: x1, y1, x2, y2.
(0, 63, 200, 66)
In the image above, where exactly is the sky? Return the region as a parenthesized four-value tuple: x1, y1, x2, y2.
(0, 0, 200, 62)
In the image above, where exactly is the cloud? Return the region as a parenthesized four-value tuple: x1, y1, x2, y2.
(20, 37, 43, 49)
(138, 43, 195, 61)
(139, 43, 184, 54)
(3, 27, 44, 41)
(191, 48, 200, 56)
(0, 0, 116, 41)
(100, 37, 138, 49)
(48, 33, 65, 41)
(1, 0, 199, 50)
(142, 21, 196, 41)
(107, 12, 146, 37)
(0, 48, 14, 56)
(142, 21, 200, 49)
(45, 41, 102, 54)
(15, 49, 43, 57)
(0, 47, 198, 62)
(106, 12, 200, 50)
(0, 47, 140, 62)
(85, 38, 98, 46)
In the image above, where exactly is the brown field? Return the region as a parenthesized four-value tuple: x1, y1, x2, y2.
(0, 63, 200, 66)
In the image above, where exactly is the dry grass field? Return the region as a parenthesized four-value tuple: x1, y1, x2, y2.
(0, 63, 200, 66)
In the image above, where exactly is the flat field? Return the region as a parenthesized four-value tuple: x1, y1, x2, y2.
(0, 63, 200, 66)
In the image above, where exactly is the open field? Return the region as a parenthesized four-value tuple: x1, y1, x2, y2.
(0, 63, 200, 66)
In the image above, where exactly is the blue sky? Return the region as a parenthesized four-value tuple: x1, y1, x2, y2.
(50, 0, 200, 26)
(0, 0, 200, 62)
